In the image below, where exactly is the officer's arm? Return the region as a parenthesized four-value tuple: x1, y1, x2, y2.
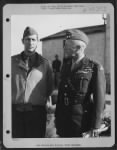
(92, 64, 106, 129)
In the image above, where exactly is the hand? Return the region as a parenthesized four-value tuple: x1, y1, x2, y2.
(82, 129, 99, 138)
(91, 129, 99, 137)
(82, 130, 92, 138)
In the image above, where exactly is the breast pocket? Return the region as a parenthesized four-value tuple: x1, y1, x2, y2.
(73, 71, 92, 94)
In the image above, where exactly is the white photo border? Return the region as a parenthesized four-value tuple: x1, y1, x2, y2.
(3, 3, 115, 148)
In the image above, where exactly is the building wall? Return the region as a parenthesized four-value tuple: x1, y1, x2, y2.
(42, 38, 64, 64)
(105, 14, 110, 74)
(42, 32, 106, 68)
(86, 32, 105, 67)
(105, 15, 111, 94)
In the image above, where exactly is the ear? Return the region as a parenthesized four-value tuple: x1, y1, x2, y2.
(82, 42, 87, 50)
(22, 39, 24, 44)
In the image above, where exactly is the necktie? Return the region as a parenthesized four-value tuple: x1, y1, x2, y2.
(71, 59, 76, 71)
(25, 57, 29, 71)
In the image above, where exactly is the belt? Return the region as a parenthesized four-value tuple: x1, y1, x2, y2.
(12, 104, 45, 112)
(64, 98, 83, 106)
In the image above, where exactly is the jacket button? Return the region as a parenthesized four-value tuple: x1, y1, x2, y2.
(65, 85, 68, 87)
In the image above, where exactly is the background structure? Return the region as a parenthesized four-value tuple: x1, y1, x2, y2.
(41, 15, 110, 94)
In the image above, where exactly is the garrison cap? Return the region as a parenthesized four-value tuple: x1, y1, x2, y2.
(65, 29, 89, 45)
(23, 26, 38, 39)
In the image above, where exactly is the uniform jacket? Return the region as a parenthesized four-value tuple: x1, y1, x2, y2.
(55, 56, 106, 135)
(12, 52, 53, 105)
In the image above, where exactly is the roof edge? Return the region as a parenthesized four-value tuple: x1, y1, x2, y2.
(40, 24, 105, 41)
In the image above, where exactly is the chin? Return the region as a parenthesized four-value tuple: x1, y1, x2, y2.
(25, 50, 35, 56)
(28, 49, 35, 53)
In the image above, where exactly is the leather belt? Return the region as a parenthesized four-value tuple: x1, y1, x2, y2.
(12, 104, 45, 112)
(64, 98, 83, 106)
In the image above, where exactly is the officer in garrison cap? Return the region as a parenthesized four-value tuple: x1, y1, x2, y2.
(55, 29, 106, 137)
(12, 27, 53, 138)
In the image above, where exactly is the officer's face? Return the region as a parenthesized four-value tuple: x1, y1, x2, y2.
(22, 34, 38, 54)
(64, 40, 86, 60)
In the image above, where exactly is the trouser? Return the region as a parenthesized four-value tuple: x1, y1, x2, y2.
(55, 102, 94, 137)
(56, 97, 94, 137)
(12, 104, 47, 138)
(55, 104, 83, 137)
(56, 116, 83, 137)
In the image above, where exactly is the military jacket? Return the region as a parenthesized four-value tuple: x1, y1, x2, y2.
(12, 52, 53, 105)
(55, 56, 106, 133)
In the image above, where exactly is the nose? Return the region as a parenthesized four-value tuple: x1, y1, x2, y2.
(29, 39, 33, 43)
(28, 39, 34, 46)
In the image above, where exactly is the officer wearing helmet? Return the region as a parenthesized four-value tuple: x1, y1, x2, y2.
(12, 27, 53, 138)
(55, 29, 106, 137)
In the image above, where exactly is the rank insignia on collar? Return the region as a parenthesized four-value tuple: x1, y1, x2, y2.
(66, 31, 72, 39)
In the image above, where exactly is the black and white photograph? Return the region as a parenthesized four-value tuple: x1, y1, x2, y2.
(3, 3, 115, 148)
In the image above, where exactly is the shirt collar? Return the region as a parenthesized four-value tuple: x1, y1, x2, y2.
(72, 54, 85, 64)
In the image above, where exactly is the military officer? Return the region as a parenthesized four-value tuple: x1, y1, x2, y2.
(12, 27, 53, 138)
(55, 29, 106, 137)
